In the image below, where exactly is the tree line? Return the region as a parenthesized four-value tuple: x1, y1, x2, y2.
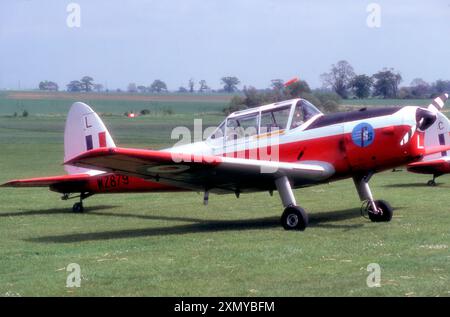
(321, 60, 450, 99)
(38, 76, 241, 94)
(127, 77, 240, 94)
(37, 64, 449, 100)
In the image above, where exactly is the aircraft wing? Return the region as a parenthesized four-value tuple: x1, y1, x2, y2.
(1, 174, 92, 188)
(407, 157, 450, 175)
(65, 147, 335, 193)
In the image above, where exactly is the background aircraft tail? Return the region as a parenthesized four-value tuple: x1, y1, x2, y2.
(423, 111, 450, 160)
(64, 102, 116, 175)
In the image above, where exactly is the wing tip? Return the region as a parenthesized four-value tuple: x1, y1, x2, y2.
(1, 181, 17, 187)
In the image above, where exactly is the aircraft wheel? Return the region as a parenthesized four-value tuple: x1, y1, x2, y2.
(427, 180, 436, 186)
(72, 202, 84, 213)
(368, 200, 393, 222)
(281, 206, 308, 231)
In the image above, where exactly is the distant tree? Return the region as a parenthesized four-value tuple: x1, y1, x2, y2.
(270, 79, 285, 101)
(150, 80, 167, 93)
(137, 85, 147, 93)
(431, 80, 450, 95)
(372, 68, 402, 98)
(321, 60, 355, 99)
(39, 80, 59, 91)
(49, 81, 59, 91)
(410, 78, 430, 98)
(127, 83, 138, 93)
(350, 74, 373, 99)
(178, 86, 188, 93)
(93, 84, 104, 92)
(38, 81, 46, 90)
(198, 80, 209, 93)
(80, 76, 94, 92)
(67, 80, 83, 92)
(398, 87, 414, 99)
(221, 76, 240, 93)
(22, 110, 29, 117)
(188, 79, 195, 93)
(243, 86, 266, 107)
(312, 92, 341, 113)
(223, 95, 247, 114)
(270, 79, 284, 91)
(286, 80, 311, 98)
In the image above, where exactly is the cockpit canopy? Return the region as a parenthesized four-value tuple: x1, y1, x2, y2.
(208, 98, 322, 141)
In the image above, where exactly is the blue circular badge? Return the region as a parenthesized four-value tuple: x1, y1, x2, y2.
(351, 122, 375, 147)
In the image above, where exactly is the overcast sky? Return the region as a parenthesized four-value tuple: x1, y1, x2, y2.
(1, 0, 449, 90)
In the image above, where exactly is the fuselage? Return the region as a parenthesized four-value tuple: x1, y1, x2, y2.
(54, 99, 426, 194)
(169, 103, 424, 186)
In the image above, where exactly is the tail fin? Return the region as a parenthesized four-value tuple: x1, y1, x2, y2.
(64, 102, 116, 174)
(423, 111, 450, 160)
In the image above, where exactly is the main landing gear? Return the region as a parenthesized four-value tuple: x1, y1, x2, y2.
(62, 192, 93, 213)
(72, 202, 84, 213)
(275, 174, 393, 231)
(275, 176, 308, 231)
(427, 174, 441, 186)
(354, 174, 393, 222)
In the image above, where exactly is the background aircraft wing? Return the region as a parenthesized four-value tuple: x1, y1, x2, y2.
(1, 174, 93, 188)
(65, 147, 335, 193)
(407, 157, 450, 175)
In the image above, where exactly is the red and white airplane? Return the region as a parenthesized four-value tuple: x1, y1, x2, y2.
(406, 97, 450, 186)
(2, 94, 449, 231)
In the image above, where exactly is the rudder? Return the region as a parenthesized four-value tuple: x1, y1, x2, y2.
(64, 102, 116, 174)
(423, 111, 450, 161)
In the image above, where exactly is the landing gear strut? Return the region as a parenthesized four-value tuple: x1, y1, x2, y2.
(275, 176, 308, 231)
(427, 174, 441, 186)
(353, 174, 393, 223)
(62, 192, 93, 213)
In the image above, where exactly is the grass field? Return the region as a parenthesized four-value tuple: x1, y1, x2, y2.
(0, 92, 449, 296)
(0, 91, 229, 116)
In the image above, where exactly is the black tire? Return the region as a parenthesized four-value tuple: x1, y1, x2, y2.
(427, 180, 436, 187)
(72, 202, 84, 213)
(281, 206, 308, 231)
(368, 200, 393, 222)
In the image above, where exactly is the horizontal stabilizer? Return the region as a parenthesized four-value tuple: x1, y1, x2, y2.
(1, 173, 93, 188)
(407, 157, 450, 175)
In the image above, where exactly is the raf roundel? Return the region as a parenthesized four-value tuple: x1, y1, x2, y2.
(351, 122, 375, 147)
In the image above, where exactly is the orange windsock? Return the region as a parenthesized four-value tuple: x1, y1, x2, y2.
(284, 77, 299, 87)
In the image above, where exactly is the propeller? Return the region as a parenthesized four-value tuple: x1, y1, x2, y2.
(427, 93, 449, 112)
